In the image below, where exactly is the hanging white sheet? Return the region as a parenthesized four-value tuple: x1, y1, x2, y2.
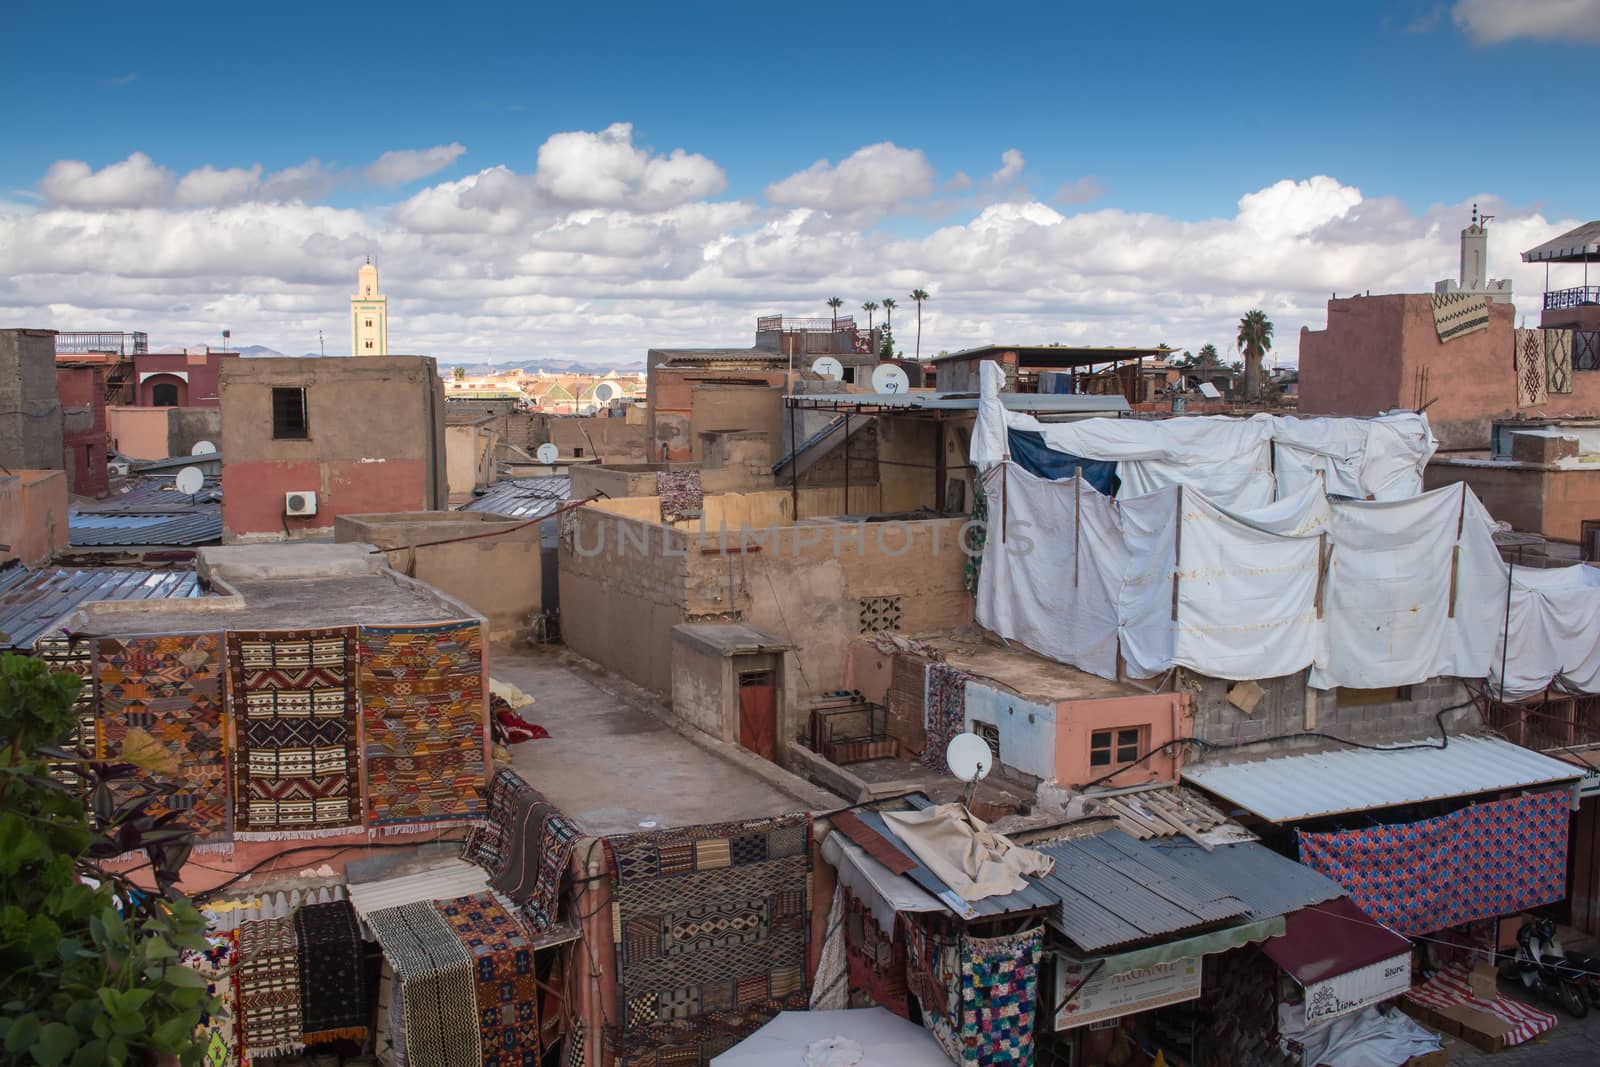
(1309, 484, 1506, 690)
(1492, 563, 1600, 699)
(976, 463, 1125, 680)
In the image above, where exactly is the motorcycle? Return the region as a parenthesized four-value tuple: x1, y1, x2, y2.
(1506, 917, 1589, 1019)
(1560, 944, 1600, 1008)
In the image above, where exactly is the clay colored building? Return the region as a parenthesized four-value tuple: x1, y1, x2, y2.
(54, 363, 109, 497)
(219, 356, 446, 541)
(1525, 219, 1600, 332)
(351, 259, 389, 356)
(131, 349, 236, 407)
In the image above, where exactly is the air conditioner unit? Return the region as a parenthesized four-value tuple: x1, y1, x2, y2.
(284, 491, 318, 517)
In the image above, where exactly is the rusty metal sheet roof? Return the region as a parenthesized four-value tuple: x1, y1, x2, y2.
(461, 475, 570, 519)
(0, 564, 206, 649)
(854, 808, 1059, 922)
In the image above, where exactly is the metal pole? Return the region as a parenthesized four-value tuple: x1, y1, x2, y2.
(843, 411, 850, 513)
(789, 400, 799, 520)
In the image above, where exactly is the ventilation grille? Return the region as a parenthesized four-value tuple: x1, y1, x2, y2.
(973, 721, 1001, 765)
(857, 596, 903, 634)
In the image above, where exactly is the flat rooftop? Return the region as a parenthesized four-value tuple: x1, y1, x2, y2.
(495, 646, 835, 835)
(923, 633, 1144, 704)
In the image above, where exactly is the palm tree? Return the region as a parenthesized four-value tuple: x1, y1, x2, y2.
(909, 289, 929, 359)
(882, 297, 896, 329)
(862, 301, 879, 332)
(1196, 343, 1219, 367)
(827, 296, 844, 329)
(1235, 310, 1274, 402)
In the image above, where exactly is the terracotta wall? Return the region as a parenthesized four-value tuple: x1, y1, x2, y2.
(649, 368, 787, 461)
(56, 365, 108, 497)
(107, 406, 172, 460)
(1300, 294, 1600, 449)
(1053, 692, 1190, 790)
(0, 471, 68, 567)
(133, 351, 236, 407)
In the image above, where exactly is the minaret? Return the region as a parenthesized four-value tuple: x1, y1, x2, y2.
(350, 257, 389, 356)
(1460, 203, 1487, 291)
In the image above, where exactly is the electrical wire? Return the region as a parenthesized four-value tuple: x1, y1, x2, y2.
(189, 833, 468, 904)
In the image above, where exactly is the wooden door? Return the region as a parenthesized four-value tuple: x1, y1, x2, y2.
(738, 671, 777, 761)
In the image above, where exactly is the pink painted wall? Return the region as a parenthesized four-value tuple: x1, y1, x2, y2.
(107, 406, 171, 460)
(1300, 294, 1600, 450)
(222, 458, 431, 539)
(1054, 691, 1191, 790)
(0, 471, 68, 567)
(56, 365, 108, 497)
(133, 351, 236, 407)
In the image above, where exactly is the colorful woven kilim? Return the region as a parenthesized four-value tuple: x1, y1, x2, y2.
(95, 634, 230, 846)
(843, 886, 909, 1018)
(1515, 328, 1547, 407)
(958, 928, 1043, 1066)
(227, 628, 359, 837)
(608, 813, 812, 1067)
(33, 634, 96, 762)
(1430, 293, 1490, 342)
(237, 916, 303, 1057)
(1575, 331, 1600, 373)
(358, 622, 488, 829)
(1545, 328, 1574, 393)
(463, 767, 536, 874)
(656, 469, 704, 522)
(294, 900, 368, 1044)
(1298, 789, 1569, 936)
(921, 662, 969, 773)
(182, 932, 244, 1067)
(368, 900, 482, 1067)
(902, 917, 960, 1059)
(437, 892, 541, 1066)
(486, 774, 580, 932)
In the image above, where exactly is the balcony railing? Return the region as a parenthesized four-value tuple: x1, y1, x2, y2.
(756, 315, 857, 334)
(55, 330, 149, 355)
(1544, 286, 1600, 311)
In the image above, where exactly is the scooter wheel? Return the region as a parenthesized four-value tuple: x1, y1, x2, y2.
(1557, 981, 1590, 1019)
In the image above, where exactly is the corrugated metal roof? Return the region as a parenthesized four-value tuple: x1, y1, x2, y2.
(347, 859, 490, 919)
(855, 809, 1059, 922)
(1145, 839, 1345, 922)
(1522, 221, 1600, 263)
(1181, 734, 1583, 823)
(0, 564, 206, 649)
(462, 475, 571, 519)
(785, 392, 1129, 414)
(1033, 830, 1252, 952)
(70, 508, 222, 547)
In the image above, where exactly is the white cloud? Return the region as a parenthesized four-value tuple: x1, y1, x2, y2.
(533, 123, 725, 209)
(1054, 176, 1106, 205)
(259, 159, 343, 201)
(363, 144, 467, 187)
(39, 152, 172, 208)
(175, 164, 264, 205)
(1236, 176, 1362, 239)
(990, 149, 1025, 184)
(1452, 0, 1600, 43)
(766, 142, 935, 212)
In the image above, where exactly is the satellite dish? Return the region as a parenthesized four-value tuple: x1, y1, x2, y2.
(174, 466, 205, 496)
(191, 440, 217, 455)
(1197, 382, 1222, 400)
(535, 443, 560, 464)
(946, 732, 993, 783)
(811, 356, 844, 382)
(593, 381, 619, 404)
(871, 364, 910, 395)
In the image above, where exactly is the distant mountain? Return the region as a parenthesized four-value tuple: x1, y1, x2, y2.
(447, 358, 647, 375)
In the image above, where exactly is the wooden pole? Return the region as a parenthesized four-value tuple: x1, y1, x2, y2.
(788, 400, 799, 519)
(1315, 533, 1328, 618)
(1000, 460, 1008, 544)
(842, 411, 850, 513)
(1448, 485, 1467, 617)
(1073, 471, 1081, 588)
(1170, 485, 1183, 622)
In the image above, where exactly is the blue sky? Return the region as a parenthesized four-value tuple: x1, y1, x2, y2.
(2, 1, 1597, 362)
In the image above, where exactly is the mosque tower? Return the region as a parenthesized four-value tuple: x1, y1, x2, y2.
(351, 257, 389, 356)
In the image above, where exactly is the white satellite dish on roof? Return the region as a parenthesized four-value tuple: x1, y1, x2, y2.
(536, 443, 560, 464)
(811, 356, 844, 382)
(593, 380, 619, 404)
(946, 732, 993, 784)
(1197, 382, 1222, 400)
(174, 466, 205, 496)
(191, 440, 217, 455)
(871, 364, 910, 395)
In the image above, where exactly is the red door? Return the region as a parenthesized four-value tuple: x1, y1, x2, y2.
(738, 671, 777, 761)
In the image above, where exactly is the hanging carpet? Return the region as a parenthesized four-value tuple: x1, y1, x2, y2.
(436, 892, 543, 1066)
(1429, 293, 1490, 342)
(486, 775, 581, 932)
(1574, 330, 1600, 372)
(368, 900, 483, 1067)
(1515, 328, 1547, 407)
(463, 766, 537, 874)
(181, 932, 242, 1067)
(921, 663, 970, 774)
(294, 899, 368, 1045)
(237, 915, 304, 1058)
(1545, 328, 1574, 393)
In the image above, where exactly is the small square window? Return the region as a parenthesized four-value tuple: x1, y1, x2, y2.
(365, 318, 373, 327)
(1089, 726, 1146, 769)
(364, 340, 374, 349)
(271, 387, 308, 439)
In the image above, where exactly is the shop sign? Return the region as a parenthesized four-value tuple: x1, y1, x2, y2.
(1055, 956, 1202, 1030)
(1302, 952, 1412, 1023)
(1578, 765, 1600, 798)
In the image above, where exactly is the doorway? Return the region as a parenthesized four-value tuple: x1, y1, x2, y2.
(737, 670, 777, 761)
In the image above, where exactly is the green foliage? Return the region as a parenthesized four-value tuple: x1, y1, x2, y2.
(0, 653, 215, 1067)
(878, 323, 897, 360)
(1236, 308, 1274, 402)
(1196, 343, 1220, 367)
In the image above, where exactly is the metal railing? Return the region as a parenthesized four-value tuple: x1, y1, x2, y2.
(756, 315, 857, 334)
(1544, 286, 1600, 311)
(55, 331, 149, 355)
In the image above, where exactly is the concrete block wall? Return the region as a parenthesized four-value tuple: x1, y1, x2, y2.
(0, 329, 64, 471)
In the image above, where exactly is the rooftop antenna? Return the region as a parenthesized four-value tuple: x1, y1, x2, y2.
(946, 732, 994, 812)
(318, 329, 325, 357)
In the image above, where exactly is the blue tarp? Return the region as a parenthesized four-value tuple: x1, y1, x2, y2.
(1006, 429, 1118, 495)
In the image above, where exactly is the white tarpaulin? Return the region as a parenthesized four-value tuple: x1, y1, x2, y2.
(1277, 1003, 1443, 1067)
(976, 463, 1126, 679)
(972, 360, 1435, 506)
(1310, 484, 1507, 690)
(1493, 562, 1600, 699)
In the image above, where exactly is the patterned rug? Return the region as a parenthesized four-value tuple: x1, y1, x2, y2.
(33, 634, 96, 760)
(921, 662, 970, 773)
(844, 886, 909, 1018)
(368, 901, 483, 1067)
(608, 813, 812, 1066)
(1515, 328, 1547, 407)
(182, 932, 242, 1067)
(487, 779, 580, 932)
(95, 634, 230, 846)
(1298, 789, 1569, 936)
(1430, 293, 1490, 342)
(958, 928, 1043, 1066)
(228, 628, 360, 838)
(1575, 330, 1600, 373)
(1545, 328, 1574, 393)
(656, 469, 704, 522)
(294, 899, 368, 1044)
(437, 892, 542, 1066)
(463, 767, 537, 874)
(358, 622, 488, 831)
(237, 915, 303, 1057)
(903, 918, 959, 1059)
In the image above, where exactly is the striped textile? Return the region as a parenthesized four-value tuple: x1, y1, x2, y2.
(237, 916, 304, 1057)
(1431, 293, 1490, 342)
(368, 901, 483, 1067)
(1404, 965, 1556, 1048)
